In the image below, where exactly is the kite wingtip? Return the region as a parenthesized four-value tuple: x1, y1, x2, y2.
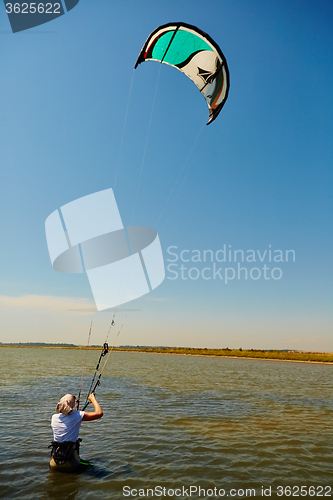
(206, 111, 216, 126)
(207, 103, 225, 125)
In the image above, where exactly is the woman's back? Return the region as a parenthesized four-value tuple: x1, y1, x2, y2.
(51, 410, 85, 442)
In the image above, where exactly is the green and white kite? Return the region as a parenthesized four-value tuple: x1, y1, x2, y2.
(135, 22, 230, 124)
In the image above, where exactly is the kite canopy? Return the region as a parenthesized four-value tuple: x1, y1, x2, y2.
(134, 22, 230, 125)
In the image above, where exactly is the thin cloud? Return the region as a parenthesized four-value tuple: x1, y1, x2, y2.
(0, 295, 94, 313)
(291, 335, 323, 345)
(66, 307, 141, 312)
(145, 297, 169, 302)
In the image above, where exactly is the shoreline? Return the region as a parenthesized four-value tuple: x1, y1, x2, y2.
(1, 344, 332, 364)
(126, 350, 333, 365)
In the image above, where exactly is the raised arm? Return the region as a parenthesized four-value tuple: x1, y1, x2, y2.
(82, 393, 103, 421)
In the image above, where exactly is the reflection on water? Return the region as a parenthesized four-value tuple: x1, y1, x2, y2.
(0, 348, 331, 499)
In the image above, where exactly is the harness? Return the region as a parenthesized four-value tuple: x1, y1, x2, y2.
(49, 439, 81, 468)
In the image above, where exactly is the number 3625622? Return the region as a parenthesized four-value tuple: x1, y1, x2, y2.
(5, 3, 61, 14)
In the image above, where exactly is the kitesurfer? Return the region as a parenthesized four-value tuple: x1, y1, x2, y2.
(49, 393, 103, 472)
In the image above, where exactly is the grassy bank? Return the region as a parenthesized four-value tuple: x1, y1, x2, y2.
(114, 346, 333, 363)
(1, 344, 332, 363)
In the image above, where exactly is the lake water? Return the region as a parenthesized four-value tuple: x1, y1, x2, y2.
(0, 347, 332, 499)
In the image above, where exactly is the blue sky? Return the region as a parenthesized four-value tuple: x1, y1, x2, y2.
(0, 0, 332, 350)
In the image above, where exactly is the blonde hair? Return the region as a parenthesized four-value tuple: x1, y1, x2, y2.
(56, 394, 75, 415)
